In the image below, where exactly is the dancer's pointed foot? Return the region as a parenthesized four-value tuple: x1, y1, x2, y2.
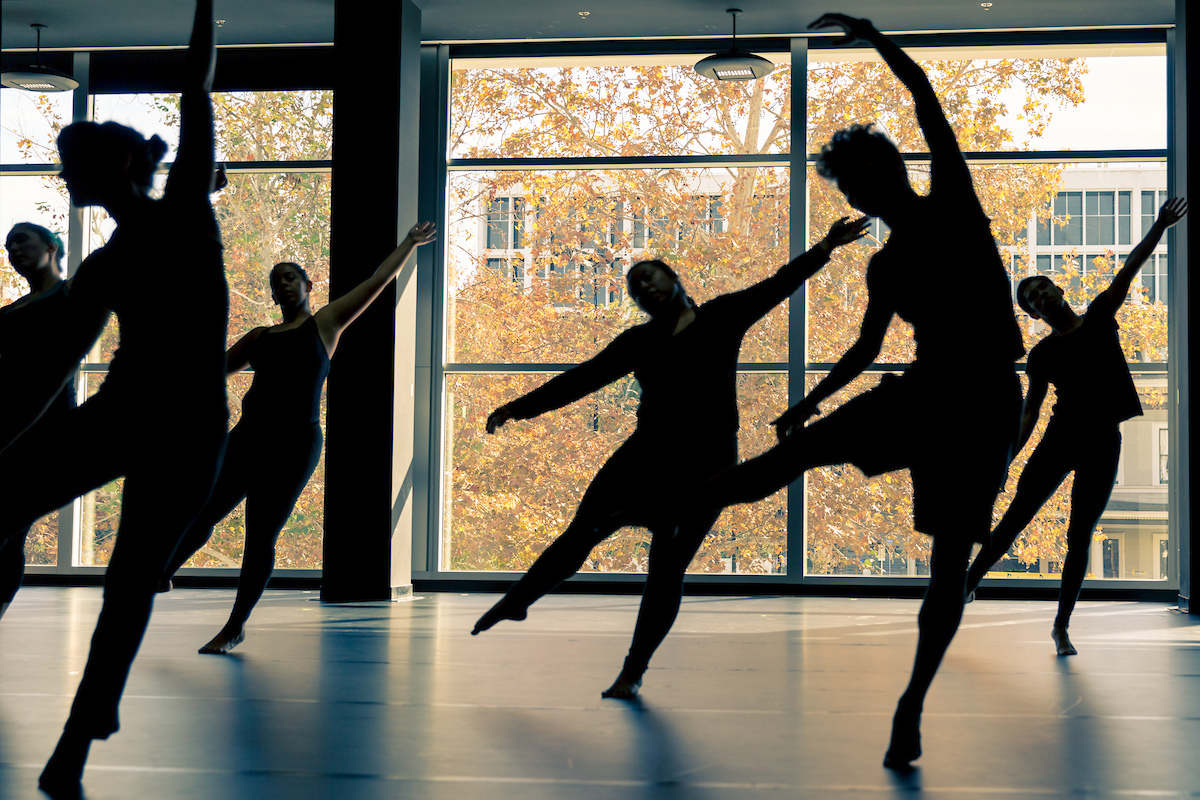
(198, 625, 245, 655)
(38, 731, 90, 799)
(471, 597, 527, 635)
(601, 671, 643, 700)
(1052, 626, 1077, 656)
(883, 700, 922, 770)
(963, 589, 975, 604)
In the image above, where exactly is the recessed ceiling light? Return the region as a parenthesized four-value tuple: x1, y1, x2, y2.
(980, 2, 993, 7)
(579, 11, 590, 17)
(216, 19, 226, 26)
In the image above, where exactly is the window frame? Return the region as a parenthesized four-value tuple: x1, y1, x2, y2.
(420, 30, 1179, 591)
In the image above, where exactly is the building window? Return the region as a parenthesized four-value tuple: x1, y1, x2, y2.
(1102, 538, 1120, 579)
(1157, 425, 1169, 484)
(487, 197, 524, 250)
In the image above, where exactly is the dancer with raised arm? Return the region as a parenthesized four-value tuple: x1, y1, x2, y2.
(0, 1, 228, 795)
(161, 222, 437, 655)
(473, 216, 869, 699)
(965, 197, 1187, 655)
(0, 223, 76, 622)
(656, 14, 1026, 768)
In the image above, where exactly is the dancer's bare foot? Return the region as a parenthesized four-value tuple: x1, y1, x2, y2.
(601, 671, 643, 700)
(1052, 626, 1077, 656)
(155, 578, 172, 594)
(38, 730, 90, 799)
(963, 589, 975, 604)
(198, 626, 245, 654)
(883, 700, 922, 770)
(471, 597, 527, 635)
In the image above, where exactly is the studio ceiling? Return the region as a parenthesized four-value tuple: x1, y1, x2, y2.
(0, 0, 1178, 51)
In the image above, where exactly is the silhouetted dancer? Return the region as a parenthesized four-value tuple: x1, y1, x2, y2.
(0, 223, 76, 622)
(965, 197, 1187, 655)
(472, 215, 870, 699)
(160, 222, 437, 655)
(0, 2, 227, 796)
(654, 13, 1027, 769)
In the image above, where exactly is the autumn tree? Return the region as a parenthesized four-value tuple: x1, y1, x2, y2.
(443, 52, 1115, 577)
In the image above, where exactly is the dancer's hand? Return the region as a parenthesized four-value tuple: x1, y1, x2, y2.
(486, 404, 514, 433)
(212, 163, 228, 192)
(772, 400, 820, 441)
(808, 13, 877, 46)
(1158, 197, 1188, 228)
(820, 216, 871, 251)
(407, 221, 438, 246)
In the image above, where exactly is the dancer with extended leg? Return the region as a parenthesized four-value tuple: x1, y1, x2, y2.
(0, 2, 228, 795)
(657, 13, 1026, 768)
(473, 215, 869, 698)
(965, 197, 1187, 655)
(0, 223, 77, 621)
(161, 222, 436, 655)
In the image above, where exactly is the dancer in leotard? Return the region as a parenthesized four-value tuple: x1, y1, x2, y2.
(0, 223, 76, 621)
(656, 14, 1025, 768)
(161, 221, 437, 655)
(965, 197, 1187, 655)
(0, 2, 228, 795)
(472, 215, 870, 698)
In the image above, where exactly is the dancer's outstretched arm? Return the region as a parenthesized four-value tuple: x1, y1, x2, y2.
(165, 0, 216, 205)
(1103, 197, 1187, 309)
(772, 294, 895, 438)
(721, 216, 870, 326)
(313, 222, 437, 357)
(487, 333, 638, 432)
(810, 14, 977, 208)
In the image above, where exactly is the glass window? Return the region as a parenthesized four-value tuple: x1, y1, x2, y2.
(451, 56, 791, 158)
(448, 167, 790, 365)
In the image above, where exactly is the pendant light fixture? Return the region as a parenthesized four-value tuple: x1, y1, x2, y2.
(695, 9, 774, 82)
(1, 25, 80, 92)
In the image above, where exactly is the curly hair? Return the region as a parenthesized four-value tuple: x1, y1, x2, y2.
(814, 123, 903, 183)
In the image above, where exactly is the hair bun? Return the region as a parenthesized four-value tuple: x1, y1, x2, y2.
(147, 134, 169, 161)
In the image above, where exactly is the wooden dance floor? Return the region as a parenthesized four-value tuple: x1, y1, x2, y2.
(2, 587, 1199, 798)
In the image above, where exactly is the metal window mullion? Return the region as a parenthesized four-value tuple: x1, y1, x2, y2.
(787, 36, 808, 586)
(59, 52, 93, 574)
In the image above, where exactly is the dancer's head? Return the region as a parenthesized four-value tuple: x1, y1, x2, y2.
(56, 121, 169, 207)
(270, 262, 312, 309)
(5, 223, 65, 281)
(815, 123, 909, 217)
(627, 260, 692, 317)
(1017, 275, 1066, 322)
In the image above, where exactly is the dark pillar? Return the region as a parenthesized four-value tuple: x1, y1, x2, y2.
(1170, 0, 1197, 611)
(323, 0, 421, 602)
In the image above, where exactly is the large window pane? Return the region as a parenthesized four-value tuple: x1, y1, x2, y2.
(77, 370, 325, 569)
(449, 167, 789, 364)
(451, 56, 790, 158)
(443, 372, 788, 574)
(978, 380, 1167, 581)
(807, 47, 1164, 155)
(0, 90, 73, 163)
(92, 91, 333, 162)
(802, 372, 925, 576)
(806, 162, 1168, 364)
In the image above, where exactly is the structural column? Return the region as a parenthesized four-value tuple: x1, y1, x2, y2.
(323, 0, 422, 601)
(1170, 0, 1197, 612)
